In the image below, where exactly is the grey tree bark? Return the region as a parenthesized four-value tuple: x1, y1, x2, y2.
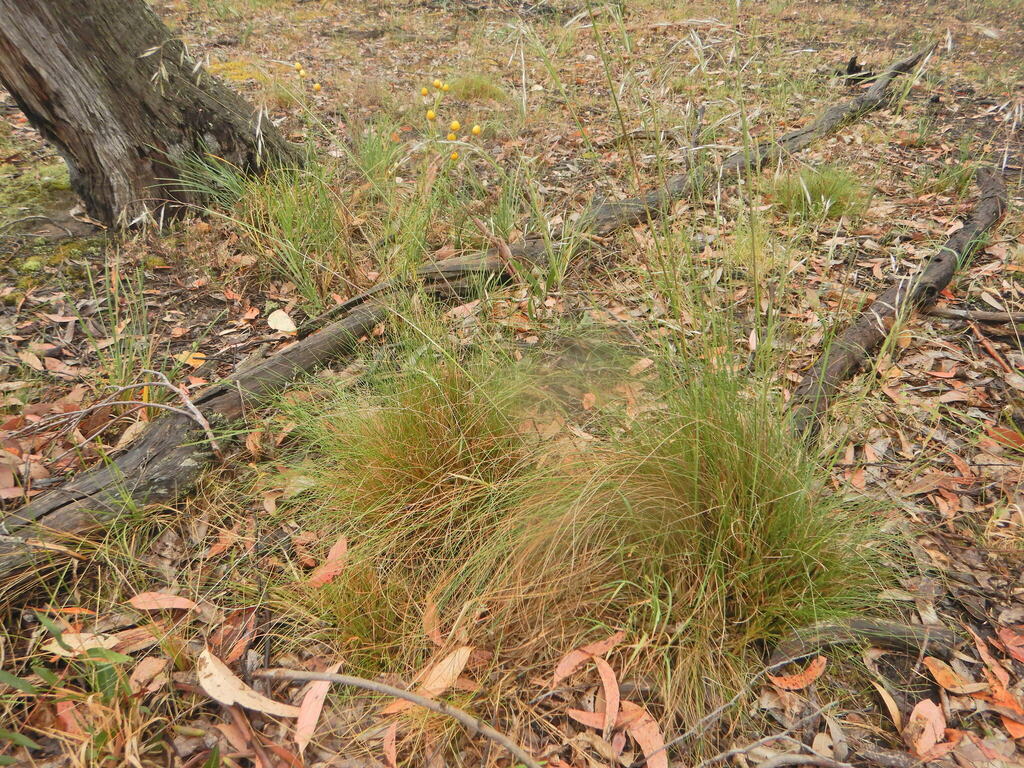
(0, 0, 299, 226)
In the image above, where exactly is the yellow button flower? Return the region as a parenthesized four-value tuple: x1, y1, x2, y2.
(442, 83, 450, 91)
(426, 110, 436, 121)
(313, 83, 322, 92)
(447, 132, 457, 141)
(294, 62, 302, 71)
(450, 151, 459, 160)
(449, 120, 460, 132)
(433, 78, 443, 89)
(421, 87, 429, 96)
(471, 124, 482, 135)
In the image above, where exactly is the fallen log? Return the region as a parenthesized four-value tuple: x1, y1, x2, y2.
(770, 618, 963, 665)
(789, 167, 1008, 437)
(0, 46, 932, 587)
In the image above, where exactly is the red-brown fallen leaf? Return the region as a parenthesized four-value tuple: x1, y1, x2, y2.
(209, 607, 258, 664)
(382, 722, 398, 768)
(968, 627, 1010, 688)
(619, 700, 667, 768)
(593, 656, 620, 737)
(904, 699, 945, 758)
(214, 721, 250, 753)
(996, 627, 1024, 663)
(628, 357, 654, 376)
(294, 661, 342, 757)
(306, 535, 348, 587)
(423, 602, 444, 647)
(979, 668, 1024, 739)
(54, 700, 86, 737)
(111, 622, 166, 654)
(244, 430, 264, 458)
(380, 645, 474, 715)
(551, 630, 626, 687)
(263, 741, 304, 768)
(206, 520, 241, 558)
(567, 708, 606, 729)
(986, 424, 1024, 450)
(129, 656, 168, 694)
(292, 531, 318, 568)
(581, 392, 597, 410)
(920, 729, 963, 762)
(768, 655, 827, 691)
(127, 591, 197, 612)
(922, 657, 988, 695)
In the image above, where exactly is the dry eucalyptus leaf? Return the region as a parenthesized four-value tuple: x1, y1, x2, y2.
(197, 647, 300, 718)
(268, 309, 297, 333)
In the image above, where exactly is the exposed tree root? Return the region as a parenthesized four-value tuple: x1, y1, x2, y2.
(789, 167, 1008, 437)
(0, 46, 932, 590)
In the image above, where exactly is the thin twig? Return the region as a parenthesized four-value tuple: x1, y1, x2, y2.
(969, 322, 1015, 374)
(143, 370, 222, 457)
(469, 216, 517, 279)
(924, 305, 1024, 325)
(252, 668, 542, 768)
(757, 757, 853, 768)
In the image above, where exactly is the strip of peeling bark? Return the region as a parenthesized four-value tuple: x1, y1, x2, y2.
(789, 167, 1008, 437)
(0, 46, 932, 587)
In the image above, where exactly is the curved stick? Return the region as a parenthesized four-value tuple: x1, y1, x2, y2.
(252, 668, 541, 768)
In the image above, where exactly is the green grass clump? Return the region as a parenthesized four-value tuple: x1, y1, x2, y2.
(589, 371, 884, 711)
(912, 160, 978, 198)
(771, 164, 866, 221)
(262, 322, 887, 723)
(449, 73, 509, 102)
(178, 153, 359, 308)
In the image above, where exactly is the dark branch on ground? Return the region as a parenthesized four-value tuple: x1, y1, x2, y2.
(789, 166, 1008, 438)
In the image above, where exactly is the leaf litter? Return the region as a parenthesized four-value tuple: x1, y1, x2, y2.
(2, 0, 1024, 766)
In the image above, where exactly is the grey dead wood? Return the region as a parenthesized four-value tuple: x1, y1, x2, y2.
(789, 167, 1008, 437)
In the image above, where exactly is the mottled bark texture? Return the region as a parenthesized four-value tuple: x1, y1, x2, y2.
(0, 0, 298, 226)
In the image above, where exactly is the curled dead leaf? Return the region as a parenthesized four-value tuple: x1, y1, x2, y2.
(767, 655, 827, 691)
(197, 647, 301, 718)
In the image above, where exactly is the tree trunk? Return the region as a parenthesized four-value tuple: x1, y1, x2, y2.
(0, 0, 299, 227)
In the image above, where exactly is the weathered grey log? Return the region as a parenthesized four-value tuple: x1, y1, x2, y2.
(790, 167, 1008, 436)
(0, 0, 298, 226)
(770, 618, 963, 664)
(0, 46, 933, 590)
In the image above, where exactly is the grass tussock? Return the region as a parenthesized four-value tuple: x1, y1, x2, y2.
(448, 73, 509, 102)
(772, 164, 867, 221)
(263, 322, 887, 721)
(179, 154, 360, 308)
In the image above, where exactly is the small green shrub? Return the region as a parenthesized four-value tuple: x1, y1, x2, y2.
(772, 165, 866, 221)
(449, 73, 509, 102)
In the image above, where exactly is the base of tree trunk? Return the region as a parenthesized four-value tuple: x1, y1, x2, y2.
(0, 0, 299, 226)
